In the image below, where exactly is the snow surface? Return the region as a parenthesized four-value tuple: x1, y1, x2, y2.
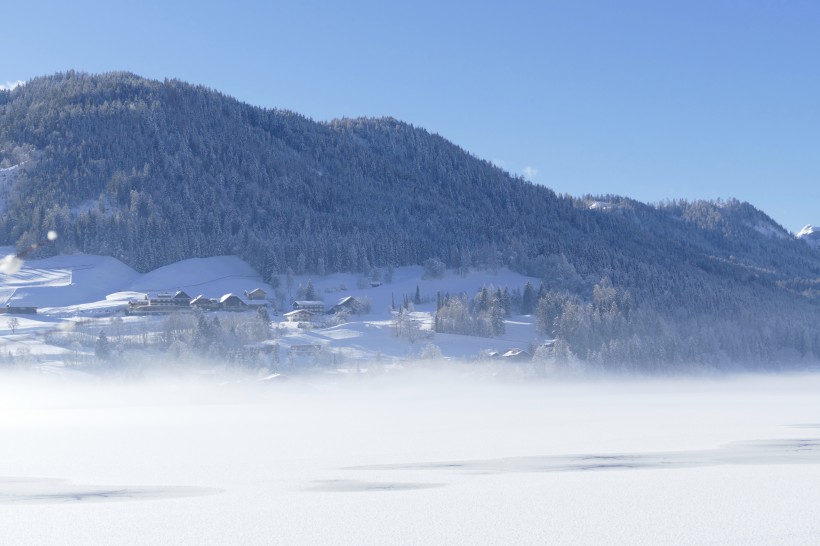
(0, 253, 274, 313)
(2, 253, 139, 308)
(0, 370, 818, 545)
(126, 255, 264, 296)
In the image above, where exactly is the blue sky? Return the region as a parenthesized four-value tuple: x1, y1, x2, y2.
(3, 0, 818, 231)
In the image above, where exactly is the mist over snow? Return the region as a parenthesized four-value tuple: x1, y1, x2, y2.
(0, 250, 819, 544)
(0, 368, 819, 545)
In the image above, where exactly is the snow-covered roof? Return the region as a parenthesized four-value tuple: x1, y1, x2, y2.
(219, 293, 240, 303)
(150, 290, 190, 300)
(502, 348, 531, 358)
(284, 309, 313, 316)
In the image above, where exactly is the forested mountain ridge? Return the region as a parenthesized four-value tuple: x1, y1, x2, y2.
(0, 71, 567, 272)
(2, 71, 820, 366)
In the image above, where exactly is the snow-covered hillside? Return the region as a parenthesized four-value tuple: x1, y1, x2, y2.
(2, 252, 140, 308)
(0, 252, 541, 365)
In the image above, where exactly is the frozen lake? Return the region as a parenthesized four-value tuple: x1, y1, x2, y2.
(1, 368, 819, 545)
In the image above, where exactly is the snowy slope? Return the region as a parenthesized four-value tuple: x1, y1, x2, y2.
(2, 253, 139, 308)
(0, 253, 273, 309)
(0, 250, 540, 361)
(289, 266, 539, 319)
(125, 255, 272, 299)
(276, 266, 540, 360)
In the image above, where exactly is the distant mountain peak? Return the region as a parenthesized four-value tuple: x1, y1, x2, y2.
(797, 224, 816, 237)
(797, 224, 820, 248)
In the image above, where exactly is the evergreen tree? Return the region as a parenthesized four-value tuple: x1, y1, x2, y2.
(521, 282, 535, 315)
(305, 279, 316, 301)
(95, 331, 111, 360)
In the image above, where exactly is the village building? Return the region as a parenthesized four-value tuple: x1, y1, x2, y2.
(149, 290, 192, 308)
(288, 343, 322, 356)
(219, 293, 248, 311)
(127, 290, 263, 314)
(244, 288, 267, 300)
(329, 296, 361, 315)
(502, 348, 532, 361)
(293, 300, 325, 314)
(286, 343, 324, 366)
(190, 295, 219, 311)
(128, 290, 193, 314)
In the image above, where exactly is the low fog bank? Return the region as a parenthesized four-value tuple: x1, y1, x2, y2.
(3, 357, 820, 424)
(3, 353, 820, 394)
(4, 359, 818, 473)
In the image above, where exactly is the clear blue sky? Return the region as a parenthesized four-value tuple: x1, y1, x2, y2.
(3, 0, 818, 232)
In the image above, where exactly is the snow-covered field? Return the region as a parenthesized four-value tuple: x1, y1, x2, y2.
(1, 370, 818, 545)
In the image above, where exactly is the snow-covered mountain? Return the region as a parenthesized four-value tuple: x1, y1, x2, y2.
(2, 71, 818, 297)
(796, 224, 820, 249)
(4, 72, 820, 369)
